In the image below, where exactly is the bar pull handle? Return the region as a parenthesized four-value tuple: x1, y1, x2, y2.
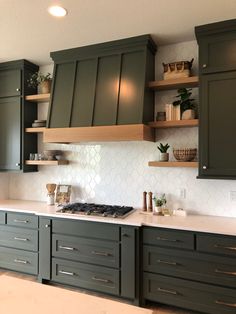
(157, 287, 178, 295)
(59, 245, 76, 251)
(156, 236, 179, 242)
(215, 269, 236, 276)
(215, 300, 236, 308)
(91, 250, 110, 257)
(157, 259, 178, 266)
(14, 237, 28, 242)
(59, 270, 75, 276)
(14, 259, 28, 264)
(92, 276, 110, 283)
(13, 219, 29, 224)
(214, 244, 236, 251)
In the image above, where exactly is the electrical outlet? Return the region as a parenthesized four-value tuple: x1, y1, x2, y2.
(230, 191, 236, 202)
(179, 188, 186, 199)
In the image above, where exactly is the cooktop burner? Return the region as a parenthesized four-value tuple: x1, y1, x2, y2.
(56, 203, 134, 218)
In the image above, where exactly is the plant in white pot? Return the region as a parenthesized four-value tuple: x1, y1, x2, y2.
(173, 88, 196, 120)
(157, 143, 170, 161)
(28, 72, 52, 94)
(153, 194, 166, 215)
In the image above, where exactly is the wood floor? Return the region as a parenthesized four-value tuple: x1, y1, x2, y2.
(0, 270, 199, 314)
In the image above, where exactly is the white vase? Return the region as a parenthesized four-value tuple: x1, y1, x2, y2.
(159, 152, 169, 162)
(182, 109, 195, 120)
(153, 206, 162, 215)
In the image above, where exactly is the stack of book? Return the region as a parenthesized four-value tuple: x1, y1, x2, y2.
(165, 104, 181, 121)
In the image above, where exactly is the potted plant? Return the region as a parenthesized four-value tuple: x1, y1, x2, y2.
(153, 194, 166, 215)
(173, 88, 196, 120)
(157, 143, 170, 161)
(28, 72, 52, 94)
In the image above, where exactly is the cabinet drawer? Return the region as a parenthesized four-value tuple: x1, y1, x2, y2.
(143, 227, 194, 250)
(0, 226, 38, 251)
(52, 219, 119, 241)
(143, 272, 236, 314)
(7, 213, 38, 229)
(0, 211, 5, 224)
(143, 245, 236, 289)
(52, 258, 119, 296)
(0, 246, 38, 275)
(52, 234, 119, 268)
(197, 233, 236, 257)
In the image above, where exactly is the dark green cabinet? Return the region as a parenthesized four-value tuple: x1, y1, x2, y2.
(0, 60, 39, 172)
(48, 35, 156, 128)
(196, 19, 236, 179)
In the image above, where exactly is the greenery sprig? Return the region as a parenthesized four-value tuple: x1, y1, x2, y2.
(28, 72, 52, 88)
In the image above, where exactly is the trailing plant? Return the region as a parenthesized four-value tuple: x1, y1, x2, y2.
(173, 88, 195, 112)
(27, 72, 52, 88)
(157, 143, 170, 153)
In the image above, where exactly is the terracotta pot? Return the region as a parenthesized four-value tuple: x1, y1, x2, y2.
(39, 80, 52, 94)
(182, 109, 195, 120)
(159, 152, 169, 162)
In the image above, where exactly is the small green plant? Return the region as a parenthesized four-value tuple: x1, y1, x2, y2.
(28, 72, 52, 88)
(153, 194, 167, 207)
(173, 88, 195, 112)
(157, 143, 170, 153)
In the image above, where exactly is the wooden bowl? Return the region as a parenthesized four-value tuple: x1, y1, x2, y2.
(173, 148, 197, 162)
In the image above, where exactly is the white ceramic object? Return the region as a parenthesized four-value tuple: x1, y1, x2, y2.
(182, 109, 195, 120)
(159, 152, 169, 162)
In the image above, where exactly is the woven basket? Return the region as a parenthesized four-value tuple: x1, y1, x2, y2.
(173, 148, 197, 162)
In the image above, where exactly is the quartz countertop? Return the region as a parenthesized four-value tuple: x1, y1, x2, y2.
(0, 199, 236, 236)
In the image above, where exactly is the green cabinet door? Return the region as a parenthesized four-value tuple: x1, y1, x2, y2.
(0, 69, 21, 98)
(199, 72, 236, 178)
(0, 97, 21, 170)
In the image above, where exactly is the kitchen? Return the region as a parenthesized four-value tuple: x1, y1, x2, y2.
(0, 1, 236, 313)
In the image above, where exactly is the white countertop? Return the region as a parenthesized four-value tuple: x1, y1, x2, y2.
(0, 199, 236, 236)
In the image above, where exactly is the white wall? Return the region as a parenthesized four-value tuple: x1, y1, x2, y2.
(7, 41, 236, 217)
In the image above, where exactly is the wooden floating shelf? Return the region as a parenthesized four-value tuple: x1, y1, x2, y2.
(25, 160, 69, 166)
(25, 127, 46, 133)
(148, 161, 198, 168)
(25, 93, 50, 102)
(148, 76, 199, 91)
(148, 119, 198, 128)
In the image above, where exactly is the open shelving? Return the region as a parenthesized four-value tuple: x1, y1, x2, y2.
(148, 119, 198, 129)
(25, 160, 69, 166)
(148, 76, 199, 91)
(25, 127, 46, 133)
(25, 93, 50, 103)
(148, 161, 198, 168)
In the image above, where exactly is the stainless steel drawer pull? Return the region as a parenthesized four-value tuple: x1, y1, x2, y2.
(13, 219, 29, 224)
(215, 300, 236, 308)
(14, 237, 28, 242)
(157, 259, 178, 266)
(157, 287, 178, 295)
(59, 270, 75, 276)
(92, 276, 110, 283)
(215, 269, 236, 276)
(156, 237, 179, 242)
(91, 250, 110, 257)
(14, 259, 28, 264)
(59, 245, 75, 251)
(214, 244, 236, 251)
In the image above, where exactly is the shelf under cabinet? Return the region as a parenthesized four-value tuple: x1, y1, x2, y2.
(25, 94, 50, 102)
(25, 127, 46, 133)
(25, 160, 69, 166)
(148, 119, 198, 128)
(148, 76, 199, 91)
(148, 161, 198, 168)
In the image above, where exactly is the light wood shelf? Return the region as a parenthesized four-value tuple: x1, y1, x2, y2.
(25, 93, 50, 102)
(148, 119, 198, 128)
(148, 76, 199, 91)
(148, 161, 198, 168)
(25, 127, 46, 133)
(25, 160, 69, 166)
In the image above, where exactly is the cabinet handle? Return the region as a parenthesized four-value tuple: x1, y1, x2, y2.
(215, 300, 236, 308)
(14, 259, 28, 264)
(59, 245, 75, 251)
(157, 287, 178, 295)
(214, 244, 236, 251)
(59, 270, 75, 276)
(45, 224, 50, 228)
(13, 219, 29, 224)
(157, 259, 178, 266)
(202, 165, 207, 169)
(14, 237, 28, 242)
(16, 88, 20, 92)
(15, 163, 21, 167)
(202, 64, 207, 68)
(91, 250, 110, 257)
(156, 236, 179, 242)
(215, 269, 236, 276)
(92, 276, 110, 283)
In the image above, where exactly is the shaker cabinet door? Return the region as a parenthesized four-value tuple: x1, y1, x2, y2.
(199, 71, 236, 178)
(0, 69, 21, 98)
(0, 97, 21, 170)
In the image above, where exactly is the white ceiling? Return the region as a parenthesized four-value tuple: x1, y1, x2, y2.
(1, 0, 236, 65)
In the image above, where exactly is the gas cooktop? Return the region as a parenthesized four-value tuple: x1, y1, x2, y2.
(56, 202, 135, 218)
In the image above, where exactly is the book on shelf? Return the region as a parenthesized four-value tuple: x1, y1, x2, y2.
(165, 104, 181, 121)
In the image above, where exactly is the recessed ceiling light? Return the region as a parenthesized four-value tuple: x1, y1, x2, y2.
(48, 5, 68, 17)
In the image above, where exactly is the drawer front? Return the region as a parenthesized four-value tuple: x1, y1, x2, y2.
(0, 246, 38, 275)
(143, 227, 194, 250)
(143, 245, 236, 289)
(52, 258, 119, 296)
(197, 233, 236, 257)
(0, 211, 5, 224)
(143, 272, 236, 314)
(52, 234, 119, 268)
(0, 226, 38, 251)
(52, 219, 119, 241)
(7, 213, 38, 229)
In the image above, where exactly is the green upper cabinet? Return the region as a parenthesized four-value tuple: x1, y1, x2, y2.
(0, 60, 39, 172)
(196, 19, 236, 179)
(48, 35, 157, 128)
